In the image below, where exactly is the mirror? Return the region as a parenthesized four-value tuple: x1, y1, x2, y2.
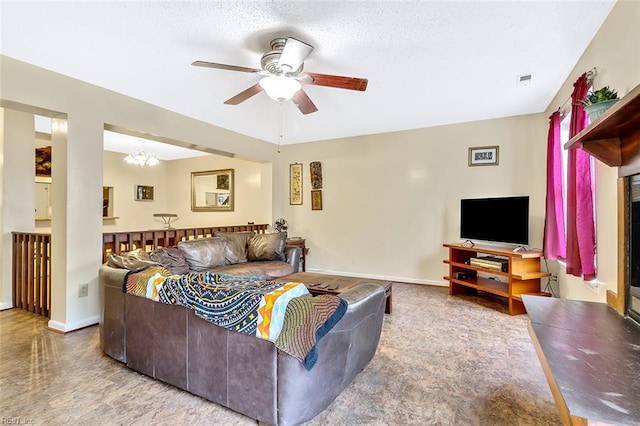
(191, 169, 234, 212)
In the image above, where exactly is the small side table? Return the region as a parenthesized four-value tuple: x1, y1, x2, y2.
(286, 238, 308, 271)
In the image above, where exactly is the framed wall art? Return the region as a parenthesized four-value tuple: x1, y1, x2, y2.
(35, 146, 52, 176)
(310, 161, 323, 189)
(468, 146, 499, 166)
(134, 185, 154, 201)
(311, 190, 323, 211)
(290, 163, 303, 205)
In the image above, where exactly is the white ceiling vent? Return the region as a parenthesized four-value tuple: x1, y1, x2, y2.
(517, 74, 533, 87)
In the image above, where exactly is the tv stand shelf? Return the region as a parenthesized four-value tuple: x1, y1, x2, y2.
(443, 243, 551, 315)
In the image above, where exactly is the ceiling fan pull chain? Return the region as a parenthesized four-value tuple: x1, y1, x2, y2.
(277, 100, 284, 153)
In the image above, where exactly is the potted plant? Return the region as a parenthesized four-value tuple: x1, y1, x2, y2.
(582, 85, 620, 121)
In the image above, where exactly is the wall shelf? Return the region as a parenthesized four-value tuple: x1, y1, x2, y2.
(565, 83, 640, 177)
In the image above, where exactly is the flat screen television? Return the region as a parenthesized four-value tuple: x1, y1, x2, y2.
(460, 196, 529, 246)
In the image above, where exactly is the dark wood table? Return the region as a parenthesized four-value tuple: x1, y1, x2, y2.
(275, 272, 392, 314)
(523, 295, 640, 425)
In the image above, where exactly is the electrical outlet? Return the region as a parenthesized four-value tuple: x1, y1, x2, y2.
(79, 283, 88, 298)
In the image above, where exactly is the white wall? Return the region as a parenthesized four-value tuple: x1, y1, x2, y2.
(278, 114, 547, 284)
(543, 0, 640, 302)
(0, 108, 37, 309)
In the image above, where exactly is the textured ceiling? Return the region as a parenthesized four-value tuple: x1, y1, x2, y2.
(2, 1, 616, 149)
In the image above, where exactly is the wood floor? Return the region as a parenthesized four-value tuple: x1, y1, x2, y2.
(0, 283, 562, 425)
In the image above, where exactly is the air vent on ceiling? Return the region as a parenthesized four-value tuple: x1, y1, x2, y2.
(517, 74, 532, 87)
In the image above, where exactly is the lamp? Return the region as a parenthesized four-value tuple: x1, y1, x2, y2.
(153, 213, 178, 229)
(259, 75, 301, 101)
(124, 141, 159, 167)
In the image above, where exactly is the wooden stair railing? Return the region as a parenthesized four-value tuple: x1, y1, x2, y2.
(12, 232, 51, 317)
(102, 223, 269, 262)
(11, 224, 269, 318)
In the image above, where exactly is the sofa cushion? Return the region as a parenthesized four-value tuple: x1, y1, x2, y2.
(214, 231, 256, 264)
(149, 246, 190, 275)
(248, 232, 287, 262)
(208, 261, 294, 279)
(177, 237, 226, 271)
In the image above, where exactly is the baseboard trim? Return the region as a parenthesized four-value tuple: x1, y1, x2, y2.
(48, 315, 99, 333)
(0, 301, 14, 310)
(305, 269, 447, 287)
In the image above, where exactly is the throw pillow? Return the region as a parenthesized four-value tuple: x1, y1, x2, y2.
(247, 232, 287, 262)
(124, 248, 151, 261)
(213, 231, 256, 264)
(107, 252, 157, 271)
(149, 246, 190, 275)
(177, 237, 227, 272)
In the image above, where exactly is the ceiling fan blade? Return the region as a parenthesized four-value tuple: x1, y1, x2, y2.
(303, 72, 368, 91)
(292, 89, 318, 115)
(192, 61, 262, 74)
(224, 83, 264, 105)
(278, 37, 314, 73)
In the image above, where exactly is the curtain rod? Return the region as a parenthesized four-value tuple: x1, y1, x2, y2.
(557, 67, 598, 116)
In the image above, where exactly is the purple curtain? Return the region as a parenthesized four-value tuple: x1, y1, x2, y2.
(566, 73, 597, 281)
(543, 110, 566, 260)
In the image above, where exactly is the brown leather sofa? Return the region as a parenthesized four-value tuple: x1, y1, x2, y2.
(148, 231, 301, 279)
(99, 264, 386, 425)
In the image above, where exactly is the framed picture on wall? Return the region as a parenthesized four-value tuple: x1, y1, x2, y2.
(134, 185, 154, 201)
(468, 146, 499, 166)
(311, 190, 323, 211)
(290, 163, 303, 205)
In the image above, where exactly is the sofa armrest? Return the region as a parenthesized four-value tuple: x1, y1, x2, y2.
(331, 283, 385, 330)
(99, 264, 130, 362)
(284, 246, 301, 272)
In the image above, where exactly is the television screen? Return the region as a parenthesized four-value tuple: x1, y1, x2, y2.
(460, 196, 529, 246)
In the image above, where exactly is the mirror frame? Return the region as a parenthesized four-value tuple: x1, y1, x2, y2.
(191, 168, 235, 212)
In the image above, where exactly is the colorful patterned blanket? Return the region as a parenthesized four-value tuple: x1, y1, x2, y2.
(124, 266, 346, 370)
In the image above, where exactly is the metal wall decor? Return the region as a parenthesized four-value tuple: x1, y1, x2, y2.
(310, 161, 323, 189)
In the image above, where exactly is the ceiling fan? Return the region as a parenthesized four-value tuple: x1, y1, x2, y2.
(192, 37, 368, 115)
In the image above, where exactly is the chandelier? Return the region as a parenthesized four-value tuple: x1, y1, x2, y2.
(124, 141, 159, 167)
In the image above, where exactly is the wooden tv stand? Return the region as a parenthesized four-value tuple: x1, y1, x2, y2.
(443, 243, 551, 315)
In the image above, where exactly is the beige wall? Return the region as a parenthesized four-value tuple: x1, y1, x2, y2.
(543, 0, 640, 302)
(36, 149, 271, 233)
(164, 154, 272, 229)
(278, 114, 547, 284)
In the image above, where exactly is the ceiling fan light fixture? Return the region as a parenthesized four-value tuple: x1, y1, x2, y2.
(259, 75, 301, 101)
